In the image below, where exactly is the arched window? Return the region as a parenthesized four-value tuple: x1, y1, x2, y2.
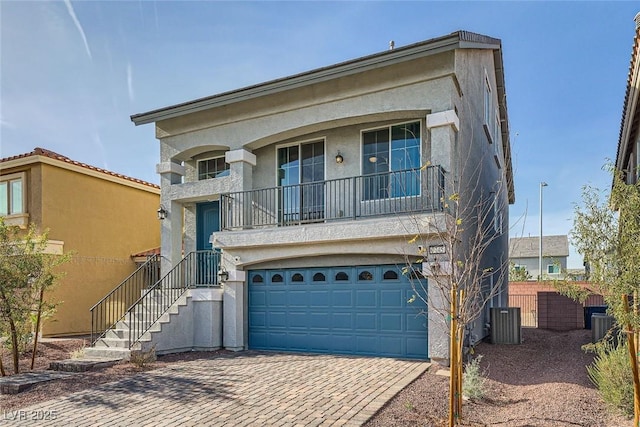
(358, 270, 373, 281)
(251, 274, 264, 283)
(383, 270, 398, 280)
(313, 273, 326, 282)
(271, 273, 284, 283)
(292, 273, 304, 282)
(335, 272, 349, 281)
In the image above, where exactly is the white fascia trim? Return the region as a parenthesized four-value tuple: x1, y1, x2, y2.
(426, 110, 459, 132)
(225, 149, 256, 166)
(156, 162, 186, 176)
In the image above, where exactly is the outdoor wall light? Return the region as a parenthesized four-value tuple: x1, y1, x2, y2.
(218, 269, 229, 282)
(335, 152, 344, 164)
(157, 205, 167, 220)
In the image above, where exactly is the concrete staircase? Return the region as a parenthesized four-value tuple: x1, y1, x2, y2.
(85, 289, 190, 361)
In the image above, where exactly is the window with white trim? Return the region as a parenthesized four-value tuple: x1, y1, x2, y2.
(547, 264, 560, 274)
(197, 157, 229, 180)
(0, 172, 26, 217)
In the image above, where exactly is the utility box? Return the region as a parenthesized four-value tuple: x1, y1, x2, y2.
(490, 307, 522, 344)
(591, 313, 615, 343)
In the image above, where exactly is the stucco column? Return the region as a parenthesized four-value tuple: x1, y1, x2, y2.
(426, 110, 459, 198)
(423, 260, 452, 363)
(226, 149, 256, 192)
(222, 270, 246, 351)
(157, 161, 186, 275)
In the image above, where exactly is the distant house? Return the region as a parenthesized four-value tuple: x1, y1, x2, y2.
(0, 148, 160, 336)
(509, 235, 569, 280)
(617, 13, 640, 184)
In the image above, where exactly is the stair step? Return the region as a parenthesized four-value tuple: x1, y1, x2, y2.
(94, 337, 129, 349)
(49, 357, 121, 372)
(84, 347, 132, 361)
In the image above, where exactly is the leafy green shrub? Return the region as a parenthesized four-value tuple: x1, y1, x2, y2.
(586, 337, 633, 417)
(463, 355, 486, 400)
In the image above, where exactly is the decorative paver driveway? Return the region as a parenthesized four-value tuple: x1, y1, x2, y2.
(1, 352, 430, 426)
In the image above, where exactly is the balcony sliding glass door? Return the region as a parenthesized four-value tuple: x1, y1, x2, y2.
(277, 140, 325, 223)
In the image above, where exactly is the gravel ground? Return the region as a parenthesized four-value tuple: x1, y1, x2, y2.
(365, 328, 632, 427)
(0, 329, 634, 426)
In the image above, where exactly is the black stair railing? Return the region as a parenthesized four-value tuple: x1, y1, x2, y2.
(127, 250, 220, 348)
(90, 254, 160, 344)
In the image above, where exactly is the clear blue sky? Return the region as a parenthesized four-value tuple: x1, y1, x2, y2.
(1, 1, 638, 268)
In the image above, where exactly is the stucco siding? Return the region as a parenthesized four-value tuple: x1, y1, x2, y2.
(39, 163, 160, 336)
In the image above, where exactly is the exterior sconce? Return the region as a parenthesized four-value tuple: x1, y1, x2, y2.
(335, 152, 344, 164)
(157, 205, 167, 220)
(218, 269, 229, 282)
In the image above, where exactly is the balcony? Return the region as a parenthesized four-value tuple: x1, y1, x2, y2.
(220, 166, 445, 231)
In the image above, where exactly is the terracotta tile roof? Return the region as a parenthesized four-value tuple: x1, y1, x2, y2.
(0, 147, 159, 189)
(131, 247, 161, 258)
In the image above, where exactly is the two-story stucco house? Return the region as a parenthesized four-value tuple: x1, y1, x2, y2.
(0, 148, 160, 336)
(121, 31, 514, 362)
(509, 235, 570, 280)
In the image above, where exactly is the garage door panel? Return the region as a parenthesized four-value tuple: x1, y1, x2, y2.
(406, 313, 426, 331)
(380, 313, 402, 332)
(331, 312, 353, 329)
(356, 289, 377, 307)
(268, 290, 287, 306)
(269, 312, 287, 327)
(309, 290, 330, 307)
(356, 313, 377, 330)
(332, 290, 353, 307)
(380, 289, 403, 307)
(250, 311, 267, 328)
(356, 336, 377, 353)
(288, 290, 309, 306)
(380, 336, 404, 356)
(249, 265, 428, 360)
(309, 312, 330, 328)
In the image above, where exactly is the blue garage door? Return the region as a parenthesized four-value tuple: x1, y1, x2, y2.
(248, 265, 428, 360)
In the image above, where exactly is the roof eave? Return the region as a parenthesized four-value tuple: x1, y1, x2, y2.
(131, 32, 501, 126)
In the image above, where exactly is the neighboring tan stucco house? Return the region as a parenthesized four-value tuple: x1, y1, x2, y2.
(509, 235, 570, 280)
(124, 31, 514, 361)
(0, 148, 160, 336)
(617, 13, 640, 184)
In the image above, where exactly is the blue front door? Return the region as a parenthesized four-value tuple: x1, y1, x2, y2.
(248, 265, 428, 360)
(196, 202, 220, 285)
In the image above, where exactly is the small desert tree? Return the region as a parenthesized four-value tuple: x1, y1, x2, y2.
(0, 218, 69, 375)
(570, 165, 640, 423)
(403, 162, 509, 426)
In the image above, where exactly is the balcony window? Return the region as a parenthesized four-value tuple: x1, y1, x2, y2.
(362, 121, 421, 200)
(198, 157, 229, 180)
(277, 140, 325, 222)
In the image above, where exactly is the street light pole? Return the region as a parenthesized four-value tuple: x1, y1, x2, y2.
(539, 182, 548, 281)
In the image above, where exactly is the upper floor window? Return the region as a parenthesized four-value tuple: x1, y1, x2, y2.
(362, 121, 421, 200)
(547, 264, 560, 274)
(198, 157, 229, 180)
(0, 172, 26, 217)
(484, 73, 492, 129)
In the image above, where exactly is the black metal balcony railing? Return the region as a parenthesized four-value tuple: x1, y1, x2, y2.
(220, 166, 445, 230)
(90, 254, 160, 344)
(127, 250, 220, 347)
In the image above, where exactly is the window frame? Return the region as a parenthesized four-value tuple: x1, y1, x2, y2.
(0, 172, 29, 228)
(360, 120, 422, 201)
(197, 156, 230, 181)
